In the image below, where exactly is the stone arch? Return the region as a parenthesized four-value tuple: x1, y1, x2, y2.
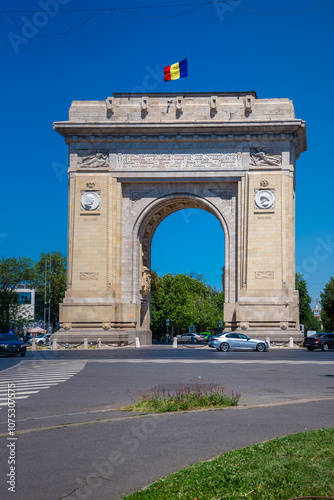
(129, 189, 236, 332)
(54, 92, 306, 344)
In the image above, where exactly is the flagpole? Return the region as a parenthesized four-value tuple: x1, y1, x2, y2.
(186, 53, 189, 93)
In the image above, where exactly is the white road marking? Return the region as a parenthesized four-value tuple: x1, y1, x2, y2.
(0, 361, 86, 408)
(90, 359, 334, 365)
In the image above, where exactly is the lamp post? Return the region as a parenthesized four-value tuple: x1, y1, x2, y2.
(165, 318, 170, 344)
(48, 253, 52, 333)
(44, 259, 47, 335)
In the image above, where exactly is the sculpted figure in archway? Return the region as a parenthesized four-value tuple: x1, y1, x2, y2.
(141, 266, 151, 296)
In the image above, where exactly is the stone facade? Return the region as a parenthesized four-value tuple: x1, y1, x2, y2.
(53, 92, 307, 344)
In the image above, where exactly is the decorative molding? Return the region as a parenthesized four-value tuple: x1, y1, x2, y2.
(255, 271, 274, 279)
(141, 97, 148, 112)
(105, 97, 113, 111)
(210, 96, 218, 111)
(63, 323, 71, 331)
(102, 322, 111, 330)
(260, 180, 269, 188)
(86, 182, 96, 189)
(80, 272, 99, 280)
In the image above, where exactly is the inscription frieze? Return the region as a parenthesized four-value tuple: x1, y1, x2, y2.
(117, 152, 241, 170)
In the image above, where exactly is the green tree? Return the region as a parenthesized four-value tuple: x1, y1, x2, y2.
(150, 272, 224, 340)
(320, 275, 334, 332)
(34, 252, 67, 329)
(0, 256, 35, 332)
(295, 272, 321, 332)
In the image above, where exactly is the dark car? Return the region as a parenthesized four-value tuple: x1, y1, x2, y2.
(0, 334, 26, 357)
(303, 333, 334, 351)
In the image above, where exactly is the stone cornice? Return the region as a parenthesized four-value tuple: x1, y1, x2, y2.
(54, 120, 306, 155)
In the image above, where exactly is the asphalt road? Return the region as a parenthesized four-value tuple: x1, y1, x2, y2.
(0, 345, 334, 500)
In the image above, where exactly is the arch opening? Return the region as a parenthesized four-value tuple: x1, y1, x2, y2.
(134, 194, 232, 336)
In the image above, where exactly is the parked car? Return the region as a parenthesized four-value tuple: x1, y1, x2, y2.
(209, 332, 269, 352)
(199, 332, 212, 341)
(0, 334, 26, 357)
(27, 334, 51, 346)
(176, 333, 204, 343)
(303, 333, 334, 351)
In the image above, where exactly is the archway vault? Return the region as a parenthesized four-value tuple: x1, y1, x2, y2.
(54, 91, 307, 344)
(123, 182, 237, 309)
(132, 191, 232, 335)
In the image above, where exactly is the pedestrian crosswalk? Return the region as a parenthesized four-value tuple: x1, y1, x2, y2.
(0, 361, 87, 408)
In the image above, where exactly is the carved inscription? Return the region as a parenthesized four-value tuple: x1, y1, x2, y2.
(80, 272, 99, 280)
(117, 152, 239, 170)
(255, 271, 274, 279)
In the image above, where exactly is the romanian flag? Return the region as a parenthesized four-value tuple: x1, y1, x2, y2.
(164, 58, 188, 82)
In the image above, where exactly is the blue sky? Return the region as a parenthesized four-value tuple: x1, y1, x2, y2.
(1, 0, 334, 306)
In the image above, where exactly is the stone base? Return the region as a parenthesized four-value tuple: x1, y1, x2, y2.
(53, 329, 152, 346)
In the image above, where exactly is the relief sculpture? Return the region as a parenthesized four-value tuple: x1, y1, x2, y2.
(250, 149, 281, 166)
(80, 272, 99, 280)
(255, 271, 274, 279)
(80, 151, 109, 168)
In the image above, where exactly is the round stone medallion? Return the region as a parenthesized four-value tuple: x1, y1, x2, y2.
(81, 191, 100, 211)
(255, 190, 275, 209)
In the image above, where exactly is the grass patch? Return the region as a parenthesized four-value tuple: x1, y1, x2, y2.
(121, 383, 240, 413)
(122, 428, 334, 499)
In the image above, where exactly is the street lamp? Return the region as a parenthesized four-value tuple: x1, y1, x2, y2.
(48, 253, 52, 333)
(165, 318, 170, 344)
(44, 259, 47, 335)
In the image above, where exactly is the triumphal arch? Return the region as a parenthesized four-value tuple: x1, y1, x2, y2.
(53, 92, 306, 345)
